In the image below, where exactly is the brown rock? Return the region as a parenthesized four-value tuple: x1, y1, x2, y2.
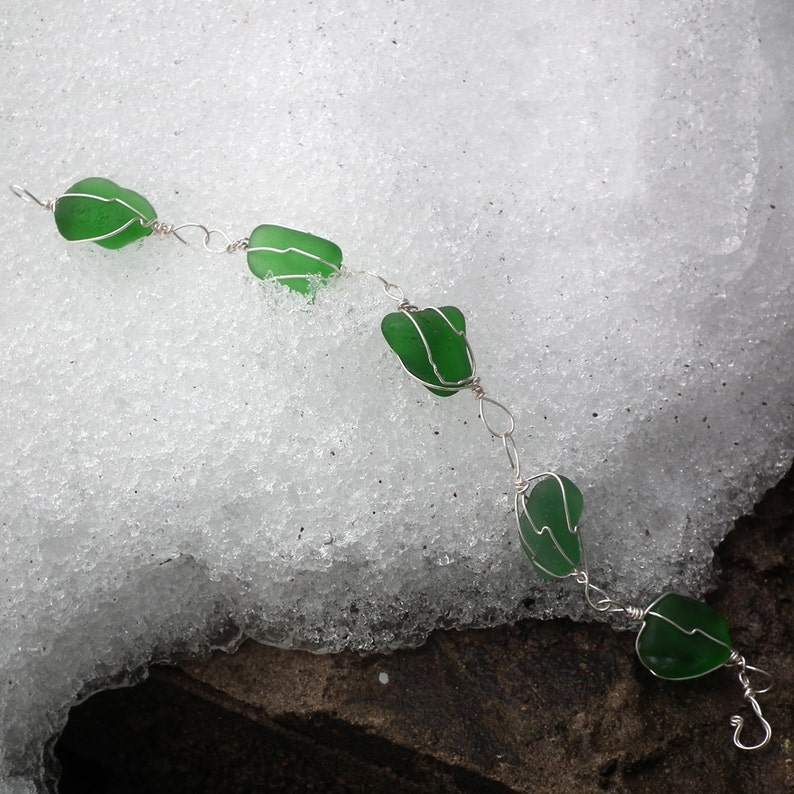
(56, 464, 794, 793)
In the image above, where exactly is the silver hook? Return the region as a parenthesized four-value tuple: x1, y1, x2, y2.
(730, 694, 772, 750)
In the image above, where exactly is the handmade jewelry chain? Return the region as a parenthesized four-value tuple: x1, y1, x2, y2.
(11, 179, 774, 750)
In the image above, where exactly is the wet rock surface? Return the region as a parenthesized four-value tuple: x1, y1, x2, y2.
(56, 465, 793, 793)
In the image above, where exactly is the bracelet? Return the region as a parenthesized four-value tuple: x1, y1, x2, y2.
(11, 177, 774, 751)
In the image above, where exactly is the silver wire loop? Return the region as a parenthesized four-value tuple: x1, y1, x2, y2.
(169, 222, 249, 254)
(726, 650, 773, 750)
(502, 433, 521, 477)
(10, 184, 54, 209)
(362, 271, 419, 311)
(572, 568, 644, 619)
(366, 271, 407, 303)
(478, 394, 516, 438)
(727, 650, 773, 694)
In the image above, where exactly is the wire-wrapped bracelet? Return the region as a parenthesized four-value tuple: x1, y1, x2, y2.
(11, 177, 774, 751)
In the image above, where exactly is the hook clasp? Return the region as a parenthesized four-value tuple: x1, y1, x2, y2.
(727, 652, 773, 750)
(730, 695, 772, 751)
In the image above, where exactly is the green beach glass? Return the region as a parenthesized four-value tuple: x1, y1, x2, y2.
(381, 306, 473, 397)
(246, 224, 343, 295)
(517, 475, 583, 579)
(53, 178, 156, 249)
(636, 593, 733, 680)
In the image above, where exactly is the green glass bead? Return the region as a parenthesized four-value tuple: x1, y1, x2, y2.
(517, 475, 583, 579)
(246, 224, 343, 295)
(636, 593, 733, 680)
(53, 178, 156, 249)
(381, 306, 473, 397)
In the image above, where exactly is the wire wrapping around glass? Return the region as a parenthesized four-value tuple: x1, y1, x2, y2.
(246, 224, 343, 295)
(515, 472, 583, 580)
(381, 305, 476, 397)
(52, 178, 156, 249)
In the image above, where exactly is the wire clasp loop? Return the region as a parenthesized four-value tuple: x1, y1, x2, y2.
(10, 184, 54, 210)
(164, 222, 249, 254)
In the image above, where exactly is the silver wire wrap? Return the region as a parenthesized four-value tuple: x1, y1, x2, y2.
(368, 271, 475, 393)
(10, 184, 249, 254)
(726, 650, 773, 750)
(368, 270, 656, 620)
(369, 270, 644, 612)
(246, 243, 341, 281)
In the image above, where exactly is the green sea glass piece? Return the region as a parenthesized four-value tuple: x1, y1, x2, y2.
(381, 306, 473, 397)
(517, 475, 583, 580)
(636, 593, 733, 680)
(246, 224, 343, 295)
(53, 178, 156, 249)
